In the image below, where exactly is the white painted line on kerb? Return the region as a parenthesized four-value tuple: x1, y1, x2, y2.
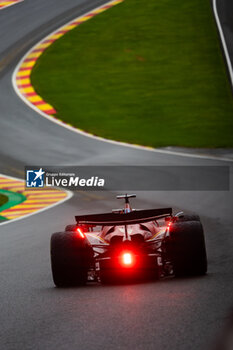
(11, 0, 233, 163)
(212, 0, 233, 87)
(0, 0, 24, 11)
(0, 173, 73, 226)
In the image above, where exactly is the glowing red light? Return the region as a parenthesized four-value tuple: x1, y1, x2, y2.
(76, 227, 85, 239)
(122, 252, 133, 265)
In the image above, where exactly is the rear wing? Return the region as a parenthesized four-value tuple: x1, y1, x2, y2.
(75, 208, 172, 226)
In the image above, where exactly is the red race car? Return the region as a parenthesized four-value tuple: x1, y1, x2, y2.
(50, 194, 207, 287)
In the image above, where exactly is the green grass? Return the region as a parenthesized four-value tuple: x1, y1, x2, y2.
(0, 194, 8, 207)
(31, 0, 233, 148)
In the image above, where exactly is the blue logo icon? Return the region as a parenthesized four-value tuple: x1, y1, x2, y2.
(26, 168, 45, 188)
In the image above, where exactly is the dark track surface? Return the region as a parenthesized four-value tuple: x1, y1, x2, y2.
(0, 1, 233, 349)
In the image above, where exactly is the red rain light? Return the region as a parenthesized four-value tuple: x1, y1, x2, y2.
(76, 227, 85, 239)
(122, 252, 133, 266)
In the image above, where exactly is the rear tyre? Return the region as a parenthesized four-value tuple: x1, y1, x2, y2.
(175, 214, 200, 222)
(168, 218, 207, 276)
(50, 232, 93, 287)
(65, 224, 77, 232)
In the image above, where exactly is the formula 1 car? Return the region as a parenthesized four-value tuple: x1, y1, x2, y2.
(50, 194, 207, 287)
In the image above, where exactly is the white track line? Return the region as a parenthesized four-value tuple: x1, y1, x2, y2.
(213, 0, 233, 87)
(11, 1, 233, 163)
(0, 173, 73, 226)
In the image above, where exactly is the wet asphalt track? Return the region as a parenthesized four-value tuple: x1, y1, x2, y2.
(0, 1, 233, 349)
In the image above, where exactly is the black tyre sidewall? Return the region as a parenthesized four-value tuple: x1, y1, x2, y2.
(168, 220, 207, 276)
(50, 232, 93, 287)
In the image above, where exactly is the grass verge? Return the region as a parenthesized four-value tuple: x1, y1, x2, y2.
(31, 0, 233, 148)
